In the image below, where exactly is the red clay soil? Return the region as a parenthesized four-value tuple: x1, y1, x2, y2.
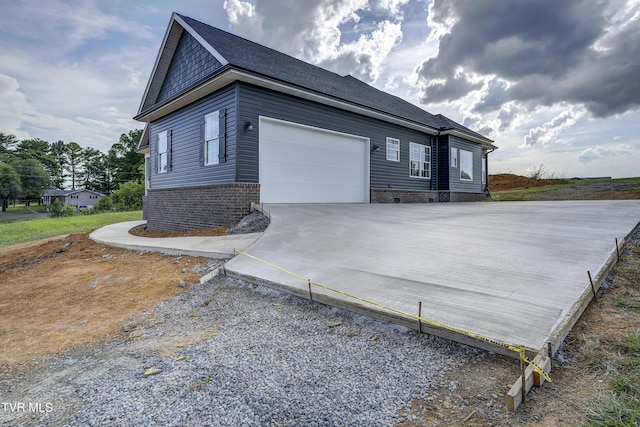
(489, 174, 556, 192)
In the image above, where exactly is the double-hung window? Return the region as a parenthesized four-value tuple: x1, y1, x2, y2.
(409, 142, 430, 179)
(205, 111, 221, 165)
(157, 131, 168, 173)
(386, 137, 400, 161)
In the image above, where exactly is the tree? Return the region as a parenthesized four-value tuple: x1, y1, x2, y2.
(82, 147, 111, 193)
(0, 163, 21, 212)
(50, 140, 68, 189)
(14, 138, 60, 181)
(110, 129, 144, 186)
(0, 133, 18, 163)
(65, 142, 84, 190)
(11, 159, 51, 205)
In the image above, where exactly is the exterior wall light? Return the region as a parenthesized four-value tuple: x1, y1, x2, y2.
(244, 121, 254, 132)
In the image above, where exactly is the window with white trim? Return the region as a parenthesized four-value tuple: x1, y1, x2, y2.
(451, 147, 458, 168)
(409, 142, 430, 179)
(157, 131, 168, 173)
(482, 157, 487, 185)
(460, 149, 473, 181)
(205, 111, 220, 165)
(386, 137, 400, 161)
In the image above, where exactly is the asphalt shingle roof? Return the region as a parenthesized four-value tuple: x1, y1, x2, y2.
(177, 14, 492, 144)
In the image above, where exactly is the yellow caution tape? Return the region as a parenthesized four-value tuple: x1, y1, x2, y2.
(233, 248, 552, 383)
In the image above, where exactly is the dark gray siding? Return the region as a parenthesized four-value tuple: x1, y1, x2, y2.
(157, 31, 222, 104)
(437, 136, 450, 191)
(149, 85, 237, 189)
(236, 83, 434, 191)
(448, 135, 483, 193)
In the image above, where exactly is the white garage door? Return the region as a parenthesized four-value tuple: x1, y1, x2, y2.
(259, 117, 370, 203)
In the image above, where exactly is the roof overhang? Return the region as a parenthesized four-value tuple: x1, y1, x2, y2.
(440, 128, 497, 150)
(135, 68, 440, 136)
(136, 124, 150, 154)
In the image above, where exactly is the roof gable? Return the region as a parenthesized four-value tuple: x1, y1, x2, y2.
(137, 13, 228, 114)
(137, 13, 494, 147)
(156, 29, 223, 104)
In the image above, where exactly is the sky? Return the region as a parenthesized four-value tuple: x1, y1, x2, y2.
(1, 0, 639, 178)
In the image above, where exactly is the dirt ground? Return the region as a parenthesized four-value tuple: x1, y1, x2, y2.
(488, 173, 557, 192)
(0, 233, 214, 366)
(1, 188, 639, 424)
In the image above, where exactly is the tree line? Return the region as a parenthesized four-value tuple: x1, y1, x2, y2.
(0, 130, 144, 212)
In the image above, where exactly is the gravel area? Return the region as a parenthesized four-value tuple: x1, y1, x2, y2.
(1, 274, 484, 426)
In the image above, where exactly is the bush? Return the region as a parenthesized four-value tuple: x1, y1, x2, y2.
(49, 199, 76, 218)
(111, 181, 144, 211)
(92, 196, 113, 213)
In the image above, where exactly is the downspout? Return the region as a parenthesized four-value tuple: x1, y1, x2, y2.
(485, 147, 495, 196)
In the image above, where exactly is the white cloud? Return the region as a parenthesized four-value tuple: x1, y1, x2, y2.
(521, 107, 585, 147)
(578, 143, 637, 163)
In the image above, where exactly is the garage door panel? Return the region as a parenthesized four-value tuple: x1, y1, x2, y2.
(259, 118, 369, 203)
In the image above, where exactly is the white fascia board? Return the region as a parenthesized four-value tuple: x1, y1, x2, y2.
(441, 128, 497, 149)
(136, 69, 439, 136)
(173, 14, 229, 67)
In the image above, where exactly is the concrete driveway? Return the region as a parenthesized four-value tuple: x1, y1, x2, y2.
(225, 201, 640, 356)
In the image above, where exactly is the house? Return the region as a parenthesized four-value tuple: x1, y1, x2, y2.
(135, 13, 497, 232)
(42, 189, 105, 210)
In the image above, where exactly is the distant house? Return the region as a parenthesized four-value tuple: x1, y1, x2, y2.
(135, 13, 497, 232)
(42, 189, 105, 210)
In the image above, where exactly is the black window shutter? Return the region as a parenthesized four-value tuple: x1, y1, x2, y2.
(218, 108, 226, 163)
(199, 120, 205, 166)
(167, 130, 173, 172)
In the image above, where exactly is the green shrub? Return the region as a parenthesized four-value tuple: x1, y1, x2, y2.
(48, 199, 76, 218)
(111, 181, 144, 211)
(92, 195, 113, 213)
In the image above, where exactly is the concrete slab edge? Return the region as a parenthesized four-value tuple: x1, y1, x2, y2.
(547, 219, 640, 357)
(223, 268, 526, 359)
(88, 234, 233, 259)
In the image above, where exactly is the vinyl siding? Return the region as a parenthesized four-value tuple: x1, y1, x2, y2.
(448, 136, 483, 193)
(148, 85, 237, 189)
(236, 83, 435, 191)
(157, 30, 222, 104)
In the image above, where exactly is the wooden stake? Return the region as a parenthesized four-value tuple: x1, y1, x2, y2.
(616, 238, 620, 260)
(588, 271, 597, 301)
(520, 358, 526, 403)
(418, 301, 422, 333)
(308, 280, 313, 303)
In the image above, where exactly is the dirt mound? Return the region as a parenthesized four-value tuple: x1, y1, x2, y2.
(489, 173, 555, 192)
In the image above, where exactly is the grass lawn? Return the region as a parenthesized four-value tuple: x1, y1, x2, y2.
(0, 211, 142, 248)
(0, 204, 48, 215)
(490, 177, 640, 201)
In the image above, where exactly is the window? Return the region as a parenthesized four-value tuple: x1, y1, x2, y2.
(451, 147, 458, 168)
(157, 131, 168, 173)
(482, 157, 487, 185)
(460, 149, 473, 181)
(409, 142, 430, 179)
(205, 111, 220, 165)
(386, 137, 399, 161)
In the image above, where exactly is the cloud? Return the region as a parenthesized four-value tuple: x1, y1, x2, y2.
(578, 143, 637, 163)
(522, 108, 585, 147)
(223, 0, 404, 82)
(415, 0, 640, 119)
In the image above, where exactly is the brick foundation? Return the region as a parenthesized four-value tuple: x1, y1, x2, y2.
(370, 188, 439, 203)
(448, 192, 488, 202)
(371, 188, 487, 203)
(144, 183, 260, 232)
